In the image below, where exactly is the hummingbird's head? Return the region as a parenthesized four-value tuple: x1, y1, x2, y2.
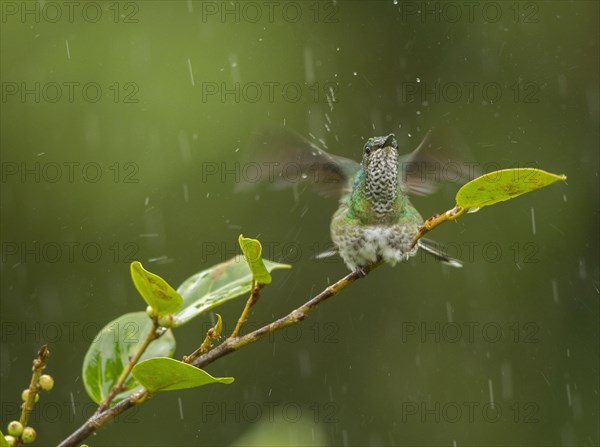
(355, 134, 402, 219)
(362, 134, 399, 177)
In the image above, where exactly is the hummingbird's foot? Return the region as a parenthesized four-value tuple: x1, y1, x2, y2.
(354, 266, 368, 278)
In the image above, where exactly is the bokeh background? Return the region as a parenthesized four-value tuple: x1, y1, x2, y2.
(1, 1, 598, 446)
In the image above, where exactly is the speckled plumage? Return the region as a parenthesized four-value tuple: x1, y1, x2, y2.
(331, 134, 424, 271)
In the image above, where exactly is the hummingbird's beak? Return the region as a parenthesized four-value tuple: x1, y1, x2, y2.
(383, 134, 397, 149)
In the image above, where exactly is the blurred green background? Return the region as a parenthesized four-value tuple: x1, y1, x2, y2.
(1, 1, 598, 446)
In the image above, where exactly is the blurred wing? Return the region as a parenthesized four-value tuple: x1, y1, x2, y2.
(399, 127, 480, 196)
(236, 128, 360, 198)
(417, 238, 463, 268)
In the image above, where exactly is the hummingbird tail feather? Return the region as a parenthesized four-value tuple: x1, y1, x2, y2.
(417, 238, 463, 268)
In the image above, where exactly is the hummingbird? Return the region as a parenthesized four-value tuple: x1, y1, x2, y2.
(331, 134, 427, 273)
(239, 128, 466, 273)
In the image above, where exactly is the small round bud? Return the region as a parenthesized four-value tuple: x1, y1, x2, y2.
(158, 314, 174, 328)
(7, 420, 23, 437)
(21, 426, 36, 443)
(4, 435, 16, 447)
(21, 389, 39, 403)
(146, 305, 156, 317)
(39, 374, 54, 391)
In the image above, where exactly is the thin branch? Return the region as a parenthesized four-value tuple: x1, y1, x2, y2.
(57, 259, 383, 447)
(57, 388, 148, 447)
(193, 260, 383, 368)
(96, 320, 160, 414)
(183, 317, 221, 364)
(20, 345, 50, 427)
(231, 279, 262, 338)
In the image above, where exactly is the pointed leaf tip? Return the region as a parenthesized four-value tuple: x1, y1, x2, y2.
(130, 261, 183, 316)
(456, 168, 566, 210)
(238, 235, 273, 284)
(132, 357, 234, 393)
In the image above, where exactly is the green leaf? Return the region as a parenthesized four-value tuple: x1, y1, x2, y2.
(412, 168, 566, 246)
(173, 256, 290, 327)
(82, 312, 176, 405)
(132, 357, 234, 392)
(238, 234, 272, 284)
(130, 261, 183, 316)
(456, 168, 567, 211)
(0, 431, 9, 447)
(213, 313, 223, 337)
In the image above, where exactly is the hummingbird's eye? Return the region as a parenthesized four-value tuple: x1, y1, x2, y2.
(364, 145, 372, 155)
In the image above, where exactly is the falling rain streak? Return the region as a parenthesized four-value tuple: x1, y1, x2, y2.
(187, 58, 195, 87)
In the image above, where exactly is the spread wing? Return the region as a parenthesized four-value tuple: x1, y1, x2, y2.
(235, 128, 360, 198)
(399, 127, 479, 196)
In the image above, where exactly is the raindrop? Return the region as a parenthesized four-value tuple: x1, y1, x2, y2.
(178, 396, 184, 419)
(578, 257, 587, 279)
(187, 58, 195, 87)
(304, 47, 315, 83)
(416, 77, 420, 83)
(70, 392, 76, 415)
(551, 280, 559, 302)
(445, 301, 453, 323)
(65, 40, 71, 60)
(353, 71, 357, 76)
(467, 207, 480, 214)
(530, 207, 537, 235)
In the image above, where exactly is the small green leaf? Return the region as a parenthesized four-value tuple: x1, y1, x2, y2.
(132, 357, 234, 392)
(0, 431, 10, 447)
(238, 235, 272, 284)
(130, 261, 183, 316)
(173, 256, 290, 327)
(456, 168, 567, 210)
(213, 314, 223, 338)
(82, 312, 176, 405)
(412, 168, 566, 246)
